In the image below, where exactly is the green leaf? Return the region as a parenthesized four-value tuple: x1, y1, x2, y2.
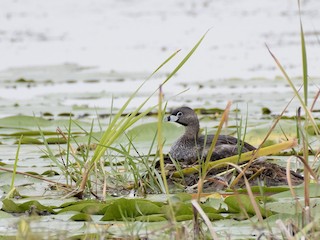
(41, 170, 60, 176)
(225, 194, 272, 218)
(58, 202, 105, 214)
(0, 131, 57, 136)
(201, 205, 220, 214)
(135, 214, 167, 222)
(170, 193, 193, 202)
(70, 213, 93, 221)
(265, 200, 301, 215)
(298, 2, 308, 104)
(271, 183, 320, 198)
(0, 116, 51, 129)
(1, 199, 23, 213)
(1, 199, 55, 214)
(206, 213, 226, 221)
(46, 137, 67, 144)
(175, 215, 193, 221)
(100, 198, 162, 221)
(0, 115, 91, 132)
(264, 212, 303, 222)
(82, 204, 108, 215)
(15, 137, 42, 144)
(173, 202, 193, 217)
(236, 186, 289, 194)
(19, 200, 55, 214)
(59, 199, 100, 208)
(125, 122, 183, 144)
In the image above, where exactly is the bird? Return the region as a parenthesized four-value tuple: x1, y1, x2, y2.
(166, 106, 256, 164)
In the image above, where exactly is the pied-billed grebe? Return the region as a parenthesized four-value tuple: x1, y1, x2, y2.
(167, 106, 256, 164)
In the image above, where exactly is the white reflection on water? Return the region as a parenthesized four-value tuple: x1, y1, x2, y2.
(1, 0, 320, 79)
(0, 0, 319, 117)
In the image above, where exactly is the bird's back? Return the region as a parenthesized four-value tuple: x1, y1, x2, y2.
(198, 134, 256, 160)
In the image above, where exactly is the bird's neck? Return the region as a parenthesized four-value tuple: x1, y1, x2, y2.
(184, 123, 200, 140)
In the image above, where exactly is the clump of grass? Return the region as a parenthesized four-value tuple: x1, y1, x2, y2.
(76, 32, 208, 198)
(33, 32, 208, 199)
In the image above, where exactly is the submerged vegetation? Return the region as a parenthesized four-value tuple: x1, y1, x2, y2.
(0, 6, 320, 240)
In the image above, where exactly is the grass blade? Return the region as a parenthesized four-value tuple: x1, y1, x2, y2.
(266, 45, 319, 135)
(172, 139, 297, 177)
(298, 0, 308, 105)
(10, 135, 23, 192)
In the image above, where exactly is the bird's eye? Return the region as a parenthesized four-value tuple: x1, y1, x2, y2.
(177, 111, 183, 117)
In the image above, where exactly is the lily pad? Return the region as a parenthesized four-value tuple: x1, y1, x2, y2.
(0, 131, 57, 136)
(15, 136, 42, 144)
(58, 200, 109, 214)
(70, 213, 93, 221)
(0, 115, 92, 132)
(225, 194, 273, 217)
(100, 198, 163, 221)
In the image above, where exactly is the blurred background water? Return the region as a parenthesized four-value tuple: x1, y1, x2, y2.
(0, 0, 319, 116)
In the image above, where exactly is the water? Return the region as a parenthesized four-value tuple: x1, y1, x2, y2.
(0, 1, 319, 118)
(0, 3, 319, 238)
(1, 0, 320, 77)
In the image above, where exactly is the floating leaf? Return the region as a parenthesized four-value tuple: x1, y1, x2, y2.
(135, 214, 167, 222)
(41, 170, 60, 176)
(172, 202, 193, 218)
(0, 115, 91, 132)
(1, 199, 23, 213)
(15, 78, 34, 83)
(58, 202, 103, 214)
(201, 205, 220, 214)
(59, 199, 100, 208)
(19, 200, 55, 214)
(246, 121, 298, 146)
(236, 186, 289, 194)
(46, 137, 67, 144)
(306, 124, 320, 135)
(125, 122, 183, 144)
(100, 198, 162, 221)
(170, 193, 192, 202)
(15, 137, 42, 144)
(58, 113, 74, 117)
(1, 199, 56, 214)
(70, 213, 92, 221)
(264, 199, 301, 215)
(0, 116, 51, 129)
(264, 212, 303, 222)
(195, 108, 225, 115)
(271, 183, 320, 198)
(225, 194, 272, 218)
(0, 131, 57, 136)
(175, 214, 193, 221)
(261, 107, 271, 115)
(24, 171, 41, 176)
(82, 203, 108, 215)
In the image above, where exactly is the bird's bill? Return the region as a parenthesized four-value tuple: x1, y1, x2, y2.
(166, 115, 179, 122)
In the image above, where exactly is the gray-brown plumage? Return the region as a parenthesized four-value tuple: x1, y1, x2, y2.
(167, 107, 256, 164)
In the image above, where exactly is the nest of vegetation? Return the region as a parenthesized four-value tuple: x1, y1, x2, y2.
(158, 157, 304, 193)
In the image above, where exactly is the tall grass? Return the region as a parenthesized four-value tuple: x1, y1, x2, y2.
(196, 101, 232, 200)
(171, 2, 318, 237)
(76, 31, 209, 197)
(6, 135, 23, 199)
(267, 2, 319, 229)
